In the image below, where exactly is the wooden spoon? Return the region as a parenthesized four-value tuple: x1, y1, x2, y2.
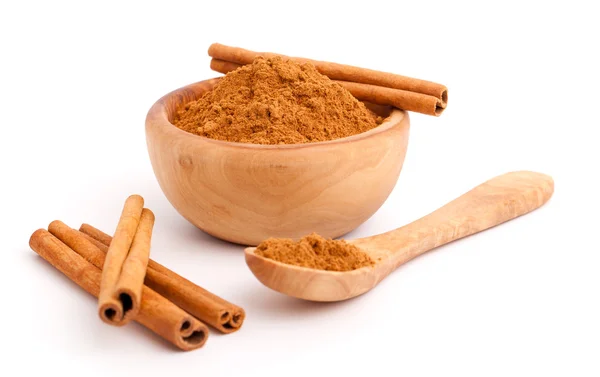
(244, 171, 554, 302)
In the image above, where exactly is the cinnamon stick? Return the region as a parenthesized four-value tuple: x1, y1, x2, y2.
(80, 223, 245, 333)
(210, 58, 444, 116)
(31, 228, 208, 351)
(208, 43, 448, 115)
(98, 195, 149, 326)
(114, 208, 154, 313)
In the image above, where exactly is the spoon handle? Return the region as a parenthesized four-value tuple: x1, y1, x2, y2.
(354, 171, 554, 268)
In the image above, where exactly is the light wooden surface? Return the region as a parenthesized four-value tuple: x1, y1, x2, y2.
(146, 78, 410, 245)
(245, 171, 554, 301)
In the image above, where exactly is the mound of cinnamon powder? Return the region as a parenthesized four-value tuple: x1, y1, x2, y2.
(255, 233, 375, 271)
(173, 56, 382, 144)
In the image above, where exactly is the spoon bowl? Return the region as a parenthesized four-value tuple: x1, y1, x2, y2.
(244, 251, 388, 302)
(245, 171, 554, 301)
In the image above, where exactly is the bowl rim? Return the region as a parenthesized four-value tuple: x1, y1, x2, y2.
(146, 77, 408, 151)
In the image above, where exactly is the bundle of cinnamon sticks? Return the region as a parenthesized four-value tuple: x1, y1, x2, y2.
(29, 195, 245, 351)
(208, 43, 448, 116)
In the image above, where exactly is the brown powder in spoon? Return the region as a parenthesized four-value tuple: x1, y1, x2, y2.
(173, 56, 382, 145)
(254, 233, 374, 271)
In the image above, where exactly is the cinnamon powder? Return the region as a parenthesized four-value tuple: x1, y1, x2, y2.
(255, 233, 375, 271)
(173, 56, 382, 144)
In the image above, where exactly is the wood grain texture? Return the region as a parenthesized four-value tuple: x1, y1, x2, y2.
(146, 78, 410, 245)
(245, 171, 554, 301)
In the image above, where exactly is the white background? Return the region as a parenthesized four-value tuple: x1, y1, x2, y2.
(1, 1, 598, 376)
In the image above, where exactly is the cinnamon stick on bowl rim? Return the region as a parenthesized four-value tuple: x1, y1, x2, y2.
(80, 223, 245, 333)
(31, 227, 208, 351)
(208, 43, 448, 116)
(210, 58, 445, 116)
(98, 194, 153, 326)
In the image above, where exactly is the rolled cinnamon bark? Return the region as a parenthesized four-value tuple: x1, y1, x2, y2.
(98, 195, 146, 325)
(31, 228, 208, 351)
(113, 208, 154, 318)
(80, 223, 245, 333)
(210, 59, 444, 116)
(209, 58, 243, 74)
(208, 43, 448, 107)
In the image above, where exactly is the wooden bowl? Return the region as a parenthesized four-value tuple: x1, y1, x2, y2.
(145, 78, 410, 245)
